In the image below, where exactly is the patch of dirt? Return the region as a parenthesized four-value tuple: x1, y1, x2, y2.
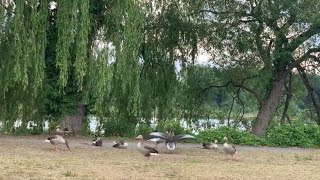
(0, 135, 319, 179)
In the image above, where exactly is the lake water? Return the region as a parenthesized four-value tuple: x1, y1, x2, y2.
(2, 116, 248, 134)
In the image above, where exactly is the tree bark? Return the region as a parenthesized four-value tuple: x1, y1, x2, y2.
(62, 103, 85, 134)
(251, 75, 286, 136)
(280, 73, 292, 125)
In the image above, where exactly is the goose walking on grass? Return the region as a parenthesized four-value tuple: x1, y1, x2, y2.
(45, 135, 70, 151)
(149, 131, 195, 153)
(203, 140, 219, 150)
(135, 135, 159, 159)
(112, 140, 128, 149)
(92, 135, 103, 146)
(223, 137, 237, 160)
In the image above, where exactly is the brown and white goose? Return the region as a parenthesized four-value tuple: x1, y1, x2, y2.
(45, 135, 70, 151)
(112, 140, 128, 149)
(203, 140, 219, 150)
(223, 137, 237, 159)
(92, 135, 103, 146)
(149, 131, 195, 153)
(135, 135, 159, 158)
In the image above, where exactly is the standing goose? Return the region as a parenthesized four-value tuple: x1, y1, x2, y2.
(203, 140, 219, 150)
(92, 135, 103, 146)
(112, 140, 128, 149)
(223, 137, 237, 160)
(45, 135, 70, 151)
(135, 135, 159, 158)
(149, 131, 195, 153)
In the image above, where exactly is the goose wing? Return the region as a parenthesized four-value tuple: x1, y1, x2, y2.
(203, 142, 212, 148)
(148, 137, 164, 142)
(144, 145, 159, 154)
(95, 139, 103, 146)
(149, 132, 168, 140)
(173, 134, 195, 141)
(223, 144, 236, 154)
(113, 141, 121, 148)
(232, 145, 237, 152)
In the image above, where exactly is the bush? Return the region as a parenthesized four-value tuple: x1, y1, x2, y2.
(197, 127, 267, 146)
(197, 123, 320, 148)
(156, 119, 188, 135)
(265, 122, 320, 148)
(103, 119, 135, 137)
(135, 123, 153, 136)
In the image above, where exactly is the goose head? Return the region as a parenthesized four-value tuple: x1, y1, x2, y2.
(223, 137, 228, 143)
(135, 135, 144, 140)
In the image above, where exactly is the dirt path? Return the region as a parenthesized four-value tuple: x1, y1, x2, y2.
(0, 135, 315, 153)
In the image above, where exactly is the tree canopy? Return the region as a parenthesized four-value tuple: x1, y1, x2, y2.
(0, 0, 319, 136)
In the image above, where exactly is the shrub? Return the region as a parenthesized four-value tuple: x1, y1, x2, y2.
(156, 119, 187, 135)
(265, 122, 320, 148)
(135, 123, 153, 136)
(197, 126, 266, 146)
(103, 119, 135, 137)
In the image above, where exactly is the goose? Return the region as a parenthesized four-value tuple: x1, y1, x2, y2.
(203, 139, 219, 150)
(149, 131, 195, 153)
(44, 135, 70, 151)
(112, 140, 128, 149)
(135, 135, 159, 158)
(92, 135, 103, 146)
(223, 137, 237, 159)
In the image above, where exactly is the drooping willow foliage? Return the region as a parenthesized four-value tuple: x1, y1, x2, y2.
(84, 0, 147, 135)
(0, 0, 48, 131)
(0, 0, 240, 135)
(0, 0, 91, 132)
(56, 0, 90, 89)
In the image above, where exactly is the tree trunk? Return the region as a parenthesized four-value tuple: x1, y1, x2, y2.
(251, 75, 286, 136)
(62, 103, 85, 135)
(281, 73, 292, 125)
(297, 66, 320, 125)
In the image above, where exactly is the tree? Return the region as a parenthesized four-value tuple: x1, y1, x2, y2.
(190, 0, 320, 136)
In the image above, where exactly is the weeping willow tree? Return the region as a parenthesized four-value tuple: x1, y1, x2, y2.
(0, 0, 211, 135)
(85, 0, 146, 136)
(138, 1, 206, 126)
(0, 0, 91, 133)
(0, 0, 48, 132)
(85, 0, 205, 135)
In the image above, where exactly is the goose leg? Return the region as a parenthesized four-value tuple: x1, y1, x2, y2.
(232, 154, 240, 161)
(54, 145, 60, 152)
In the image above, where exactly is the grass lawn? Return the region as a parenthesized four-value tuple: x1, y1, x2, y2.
(0, 135, 319, 180)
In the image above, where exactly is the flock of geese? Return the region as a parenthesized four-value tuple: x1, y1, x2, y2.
(44, 127, 238, 160)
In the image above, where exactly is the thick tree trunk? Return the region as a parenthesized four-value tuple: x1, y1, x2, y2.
(62, 103, 85, 135)
(251, 75, 286, 136)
